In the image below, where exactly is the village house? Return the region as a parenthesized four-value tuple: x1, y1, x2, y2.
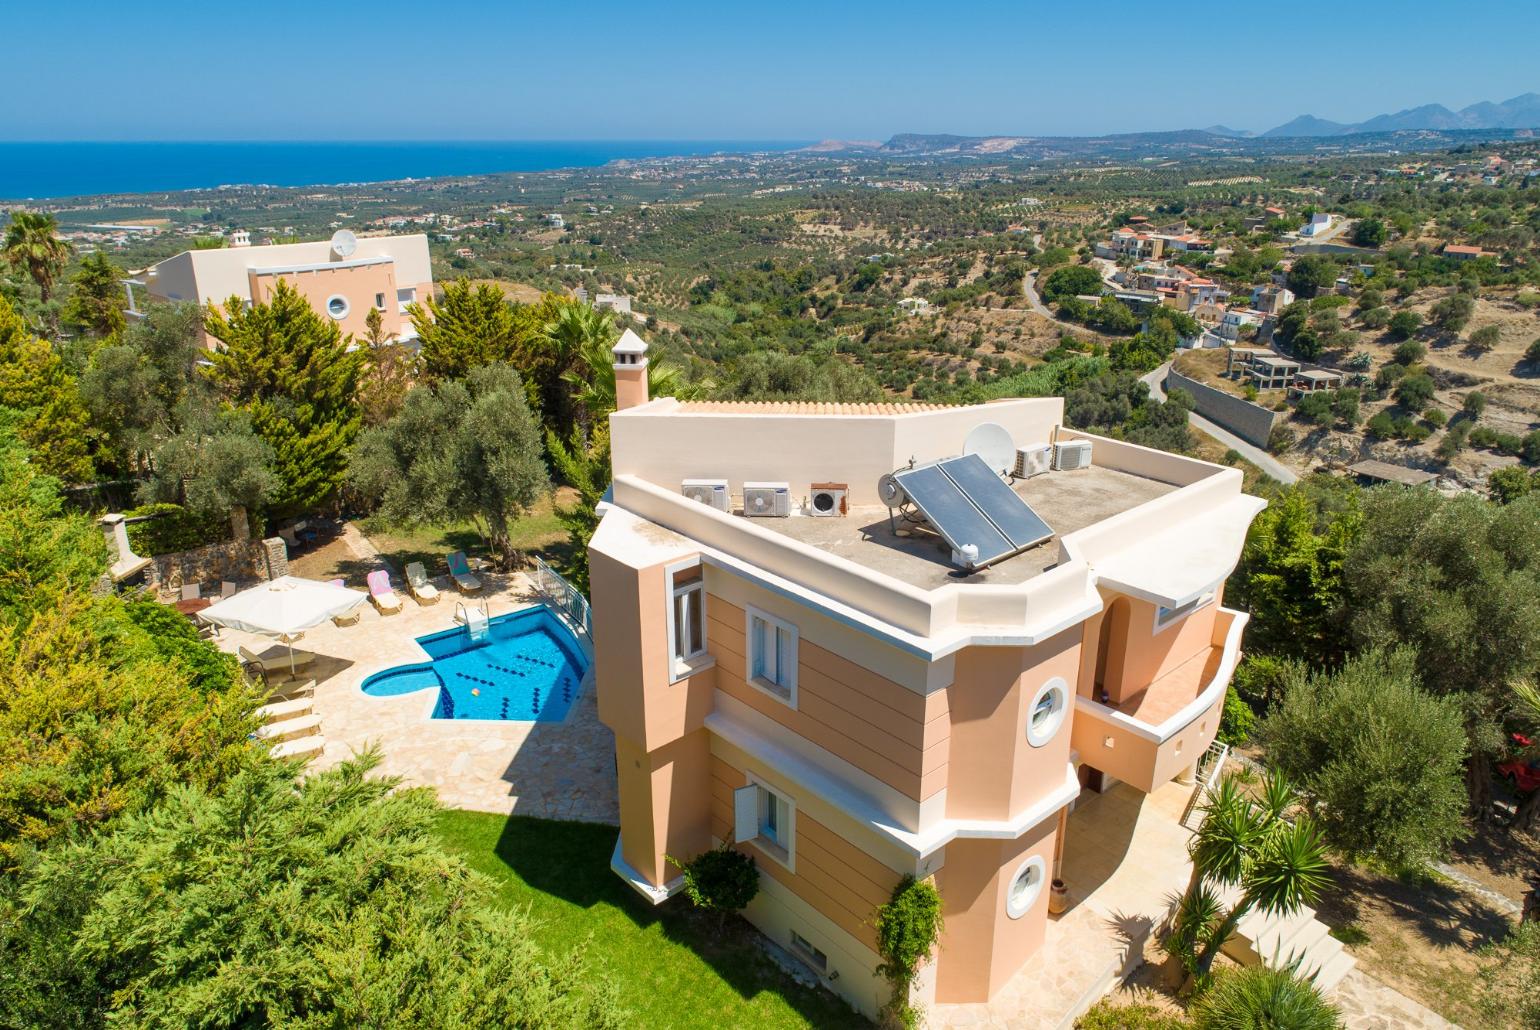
(138, 231, 433, 349)
(589, 334, 1284, 1020)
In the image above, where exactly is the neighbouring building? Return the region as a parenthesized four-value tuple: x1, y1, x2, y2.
(590, 334, 1265, 1019)
(595, 292, 633, 315)
(1442, 244, 1486, 262)
(1290, 369, 1343, 396)
(1299, 213, 1333, 237)
(1246, 354, 1301, 390)
(898, 296, 933, 316)
(1249, 284, 1295, 315)
(140, 231, 433, 349)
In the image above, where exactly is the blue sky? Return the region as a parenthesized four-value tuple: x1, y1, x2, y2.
(10, 0, 1538, 140)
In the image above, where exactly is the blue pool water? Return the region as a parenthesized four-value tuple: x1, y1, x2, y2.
(361, 607, 587, 721)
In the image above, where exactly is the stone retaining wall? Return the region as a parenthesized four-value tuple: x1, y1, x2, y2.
(145, 537, 288, 597)
(1165, 367, 1279, 449)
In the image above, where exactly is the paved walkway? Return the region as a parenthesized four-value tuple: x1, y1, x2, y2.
(219, 566, 618, 823)
(1330, 968, 1460, 1029)
(1143, 361, 1299, 484)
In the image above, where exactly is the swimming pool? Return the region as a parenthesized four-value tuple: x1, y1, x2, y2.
(360, 606, 588, 721)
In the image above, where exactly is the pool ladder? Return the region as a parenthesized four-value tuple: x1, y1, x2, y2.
(455, 599, 490, 642)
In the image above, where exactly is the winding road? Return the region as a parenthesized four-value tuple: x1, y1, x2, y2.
(1142, 361, 1299, 484)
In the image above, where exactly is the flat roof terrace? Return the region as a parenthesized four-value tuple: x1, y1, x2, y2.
(758, 465, 1178, 589)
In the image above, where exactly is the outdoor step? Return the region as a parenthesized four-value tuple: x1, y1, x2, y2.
(1265, 917, 1331, 967)
(1255, 910, 1327, 961)
(269, 736, 325, 761)
(1311, 949, 1357, 995)
(256, 696, 313, 723)
(253, 714, 320, 743)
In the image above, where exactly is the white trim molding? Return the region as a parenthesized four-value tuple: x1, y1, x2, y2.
(609, 835, 684, 905)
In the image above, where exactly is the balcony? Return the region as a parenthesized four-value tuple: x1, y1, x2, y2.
(1070, 607, 1247, 793)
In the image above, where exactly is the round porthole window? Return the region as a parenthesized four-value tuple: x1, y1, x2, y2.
(326, 295, 350, 320)
(1026, 676, 1068, 748)
(1006, 855, 1045, 919)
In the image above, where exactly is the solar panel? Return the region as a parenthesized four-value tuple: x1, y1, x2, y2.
(892, 453, 1055, 570)
(894, 463, 1013, 565)
(939, 454, 1054, 550)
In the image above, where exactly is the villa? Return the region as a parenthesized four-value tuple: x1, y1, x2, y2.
(589, 335, 1266, 1019)
(137, 230, 433, 348)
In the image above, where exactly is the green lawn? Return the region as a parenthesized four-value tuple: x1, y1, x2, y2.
(433, 811, 864, 1029)
(361, 488, 577, 574)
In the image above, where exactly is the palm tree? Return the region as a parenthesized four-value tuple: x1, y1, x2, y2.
(3, 212, 73, 304)
(1167, 771, 1331, 985)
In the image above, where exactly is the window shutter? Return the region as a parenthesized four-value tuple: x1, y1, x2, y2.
(733, 785, 758, 843)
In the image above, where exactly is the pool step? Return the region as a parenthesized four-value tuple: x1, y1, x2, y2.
(270, 736, 325, 761)
(256, 696, 313, 723)
(254, 714, 321, 743)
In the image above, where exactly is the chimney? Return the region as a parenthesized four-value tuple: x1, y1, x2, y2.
(612, 328, 650, 411)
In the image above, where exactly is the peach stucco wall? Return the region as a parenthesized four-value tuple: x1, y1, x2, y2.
(709, 755, 901, 951)
(1095, 586, 1224, 704)
(616, 730, 713, 885)
(246, 261, 428, 343)
(944, 628, 1080, 823)
(1071, 689, 1223, 793)
(933, 815, 1059, 1002)
(706, 597, 948, 802)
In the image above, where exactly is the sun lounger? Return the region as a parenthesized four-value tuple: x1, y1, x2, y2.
(220, 580, 238, 599)
(181, 583, 202, 601)
(238, 643, 316, 672)
(367, 569, 403, 615)
(405, 562, 440, 605)
(446, 551, 482, 593)
(328, 579, 362, 625)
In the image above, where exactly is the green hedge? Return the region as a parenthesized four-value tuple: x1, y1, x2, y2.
(123, 504, 228, 556)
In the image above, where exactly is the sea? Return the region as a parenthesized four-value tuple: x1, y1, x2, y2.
(0, 140, 807, 201)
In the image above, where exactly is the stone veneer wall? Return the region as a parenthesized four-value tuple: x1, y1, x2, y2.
(1165, 367, 1279, 449)
(145, 537, 288, 597)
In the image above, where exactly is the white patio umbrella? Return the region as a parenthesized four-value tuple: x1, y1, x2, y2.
(200, 575, 367, 673)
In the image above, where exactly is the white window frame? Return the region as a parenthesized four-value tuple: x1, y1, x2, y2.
(736, 774, 796, 871)
(744, 605, 798, 707)
(664, 559, 709, 682)
(1026, 676, 1068, 748)
(1005, 854, 1046, 919)
(324, 294, 350, 320)
(1154, 589, 1217, 633)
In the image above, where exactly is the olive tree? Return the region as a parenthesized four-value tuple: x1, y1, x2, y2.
(349, 363, 549, 566)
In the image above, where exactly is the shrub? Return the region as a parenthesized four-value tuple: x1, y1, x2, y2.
(875, 875, 944, 1030)
(1422, 408, 1447, 429)
(671, 844, 759, 924)
(1218, 686, 1255, 745)
(1267, 426, 1297, 454)
(1393, 371, 1435, 409)
(1332, 388, 1360, 427)
(1436, 421, 1470, 460)
(1190, 965, 1341, 1030)
(1232, 655, 1295, 712)
(123, 502, 229, 556)
(1077, 1000, 1191, 1029)
(1392, 339, 1426, 365)
(1357, 306, 1391, 330)
(1516, 291, 1540, 309)
(1387, 310, 1422, 340)
(1526, 338, 1540, 365)
(1365, 411, 1398, 439)
(1467, 324, 1501, 353)
(1463, 391, 1487, 419)
(1488, 467, 1538, 504)
(1259, 649, 1468, 867)
(1294, 391, 1333, 427)
(1429, 294, 1475, 333)
(1344, 350, 1373, 371)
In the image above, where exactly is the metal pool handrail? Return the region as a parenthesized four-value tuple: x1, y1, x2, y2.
(532, 555, 591, 635)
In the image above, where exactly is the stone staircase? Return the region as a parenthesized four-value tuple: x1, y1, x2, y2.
(1223, 891, 1356, 993)
(256, 684, 325, 761)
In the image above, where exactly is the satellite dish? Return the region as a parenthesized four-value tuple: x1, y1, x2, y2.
(877, 473, 907, 509)
(964, 422, 1015, 476)
(330, 229, 358, 259)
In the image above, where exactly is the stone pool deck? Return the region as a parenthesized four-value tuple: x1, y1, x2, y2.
(215, 567, 618, 824)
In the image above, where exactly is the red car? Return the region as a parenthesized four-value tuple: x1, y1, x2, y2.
(1499, 733, 1540, 794)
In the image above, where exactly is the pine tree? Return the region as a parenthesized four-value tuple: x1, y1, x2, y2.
(411, 279, 521, 380)
(62, 251, 127, 337)
(0, 294, 94, 482)
(204, 279, 363, 514)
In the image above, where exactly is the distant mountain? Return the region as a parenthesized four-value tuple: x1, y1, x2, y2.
(794, 139, 883, 153)
(1262, 92, 1540, 137)
(1204, 125, 1254, 138)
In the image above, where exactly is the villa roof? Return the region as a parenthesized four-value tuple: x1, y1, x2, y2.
(674, 400, 954, 416)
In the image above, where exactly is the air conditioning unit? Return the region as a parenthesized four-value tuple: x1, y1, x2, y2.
(742, 481, 792, 517)
(808, 483, 848, 517)
(1053, 440, 1094, 472)
(1014, 444, 1052, 479)
(681, 478, 730, 512)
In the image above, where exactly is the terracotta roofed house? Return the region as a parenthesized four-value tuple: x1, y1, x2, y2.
(141, 231, 433, 349)
(590, 334, 1267, 1020)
